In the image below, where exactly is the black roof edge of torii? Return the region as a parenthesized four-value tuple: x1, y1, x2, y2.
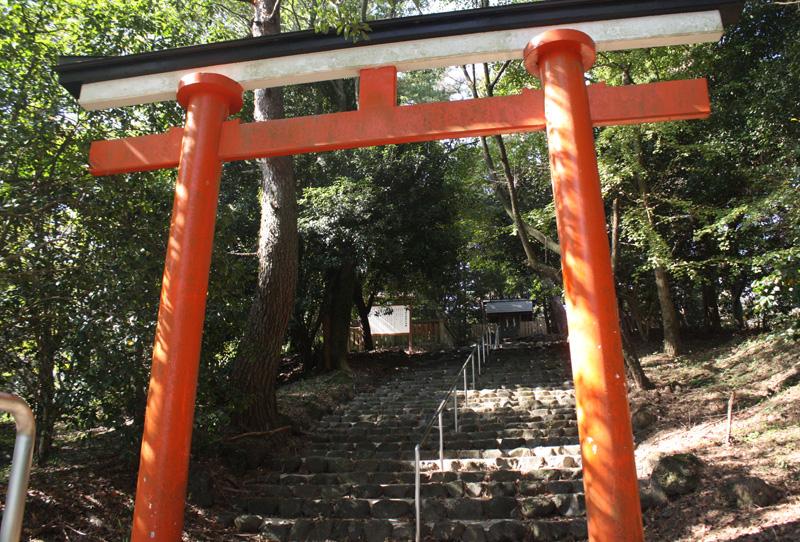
(54, 0, 744, 100)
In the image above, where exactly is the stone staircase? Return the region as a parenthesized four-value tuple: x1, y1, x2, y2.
(232, 344, 588, 541)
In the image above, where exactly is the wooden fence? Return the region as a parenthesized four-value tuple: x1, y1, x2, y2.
(469, 317, 547, 341)
(349, 320, 454, 352)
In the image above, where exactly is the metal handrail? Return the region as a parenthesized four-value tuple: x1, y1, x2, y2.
(412, 326, 494, 542)
(0, 393, 35, 542)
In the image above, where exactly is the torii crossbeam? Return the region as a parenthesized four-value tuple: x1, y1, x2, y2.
(54, 2, 741, 541)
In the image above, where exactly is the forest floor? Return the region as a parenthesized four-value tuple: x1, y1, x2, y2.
(632, 332, 800, 541)
(1, 333, 798, 541)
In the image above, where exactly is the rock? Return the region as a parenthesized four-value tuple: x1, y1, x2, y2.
(310, 519, 335, 540)
(432, 521, 466, 541)
(359, 484, 382, 498)
(234, 514, 263, 534)
(278, 498, 303, 517)
(260, 520, 291, 541)
(289, 518, 314, 540)
(243, 441, 272, 470)
(421, 484, 448, 498)
(517, 496, 556, 518)
(520, 480, 546, 496)
(320, 485, 348, 499)
(492, 482, 517, 497)
(638, 480, 669, 510)
(391, 521, 416, 542)
(483, 496, 517, 518)
(651, 453, 703, 497)
(371, 499, 412, 519)
(304, 456, 328, 473)
(723, 476, 783, 508)
(446, 498, 483, 519)
(631, 407, 657, 432)
(383, 485, 411, 498)
(245, 497, 280, 515)
(334, 520, 365, 541)
(303, 499, 333, 517)
(444, 480, 465, 498)
(552, 493, 585, 517)
(462, 524, 487, 542)
(464, 482, 484, 497)
(364, 519, 393, 542)
(334, 499, 371, 518)
(420, 498, 446, 522)
(486, 521, 528, 542)
(186, 466, 214, 507)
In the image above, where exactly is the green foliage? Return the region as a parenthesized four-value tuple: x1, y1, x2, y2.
(1, 0, 799, 461)
(0, 0, 252, 455)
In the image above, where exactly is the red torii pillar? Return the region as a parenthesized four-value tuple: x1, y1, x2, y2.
(525, 30, 644, 541)
(89, 30, 709, 542)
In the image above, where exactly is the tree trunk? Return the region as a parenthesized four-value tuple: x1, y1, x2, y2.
(610, 195, 653, 389)
(630, 123, 682, 357)
(34, 322, 58, 464)
(321, 257, 356, 371)
(621, 288, 649, 341)
(730, 276, 747, 330)
(353, 283, 375, 351)
(230, 0, 298, 431)
(702, 277, 722, 333)
(620, 324, 654, 390)
(610, 197, 620, 273)
(654, 265, 682, 357)
(549, 296, 568, 336)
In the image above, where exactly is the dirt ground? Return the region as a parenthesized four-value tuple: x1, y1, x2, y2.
(632, 333, 800, 541)
(1, 335, 798, 541)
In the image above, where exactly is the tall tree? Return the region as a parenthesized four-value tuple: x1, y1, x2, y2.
(230, 0, 299, 430)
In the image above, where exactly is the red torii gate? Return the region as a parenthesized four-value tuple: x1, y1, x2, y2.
(65, 22, 716, 542)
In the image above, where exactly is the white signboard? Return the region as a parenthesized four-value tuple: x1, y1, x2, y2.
(369, 305, 411, 335)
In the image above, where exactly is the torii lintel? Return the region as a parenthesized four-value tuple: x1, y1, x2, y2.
(89, 67, 709, 176)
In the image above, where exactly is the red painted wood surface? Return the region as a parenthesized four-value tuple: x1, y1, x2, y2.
(89, 73, 709, 176)
(129, 73, 243, 542)
(525, 29, 644, 541)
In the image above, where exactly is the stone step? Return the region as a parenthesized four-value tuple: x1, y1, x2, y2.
(318, 410, 577, 425)
(308, 445, 581, 462)
(236, 516, 588, 541)
(226, 347, 587, 540)
(308, 437, 578, 453)
(241, 479, 583, 500)
(351, 387, 575, 398)
(311, 430, 578, 451)
(265, 454, 582, 475)
(237, 494, 586, 522)
(247, 467, 583, 487)
(326, 404, 577, 417)
(313, 417, 578, 437)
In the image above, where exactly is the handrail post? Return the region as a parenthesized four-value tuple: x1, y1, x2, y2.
(414, 444, 421, 542)
(453, 393, 458, 432)
(463, 367, 468, 406)
(0, 392, 35, 542)
(438, 411, 444, 471)
(471, 354, 476, 391)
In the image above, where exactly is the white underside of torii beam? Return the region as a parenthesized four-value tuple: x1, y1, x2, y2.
(78, 10, 722, 110)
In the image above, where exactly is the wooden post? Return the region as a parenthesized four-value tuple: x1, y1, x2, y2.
(131, 73, 243, 542)
(524, 30, 644, 542)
